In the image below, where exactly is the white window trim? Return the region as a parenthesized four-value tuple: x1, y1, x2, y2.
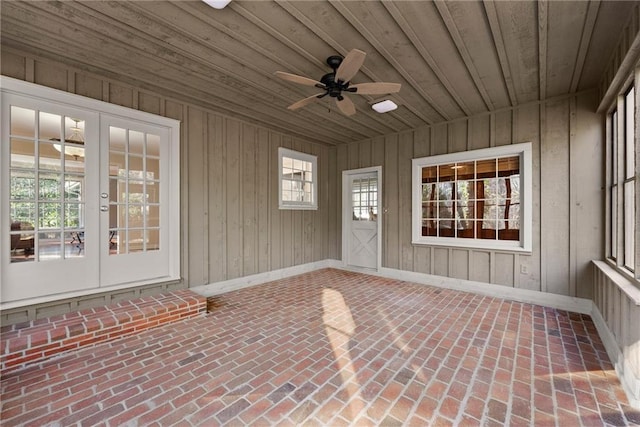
(411, 142, 532, 252)
(278, 147, 318, 210)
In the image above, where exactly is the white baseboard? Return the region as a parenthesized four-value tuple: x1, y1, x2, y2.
(191, 260, 338, 297)
(194, 259, 592, 314)
(591, 304, 640, 409)
(372, 267, 593, 314)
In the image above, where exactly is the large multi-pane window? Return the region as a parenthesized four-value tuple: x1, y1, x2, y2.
(610, 85, 636, 274)
(412, 143, 532, 251)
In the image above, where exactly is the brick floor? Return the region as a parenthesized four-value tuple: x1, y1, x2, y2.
(2, 268, 639, 426)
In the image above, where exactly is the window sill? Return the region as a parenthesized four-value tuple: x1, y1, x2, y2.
(604, 258, 639, 292)
(279, 204, 318, 211)
(412, 237, 532, 253)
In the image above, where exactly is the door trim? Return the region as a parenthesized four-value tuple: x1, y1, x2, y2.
(342, 166, 382, 271)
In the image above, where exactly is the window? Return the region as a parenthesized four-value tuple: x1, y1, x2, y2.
(278, 147, 317, 210)
(624, 86, 635, 272)
(608, 85, 636, 275)
(412, 143, 532, 252)
(610, 109, 618, 260)
(610, 85, 636, 273)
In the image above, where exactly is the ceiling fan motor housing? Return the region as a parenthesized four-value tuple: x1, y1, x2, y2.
(326, 55, 343, 70)
(319, 73, 348, 98)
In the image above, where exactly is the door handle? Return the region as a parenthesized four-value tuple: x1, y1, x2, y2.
(100, 206, 108, 212)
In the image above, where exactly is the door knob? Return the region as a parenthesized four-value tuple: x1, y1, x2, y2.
(100, 206, 109, 212)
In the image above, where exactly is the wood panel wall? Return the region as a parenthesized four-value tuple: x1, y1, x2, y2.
(593, 261, 640, 406)
(1, 48, 338, 293)
(336, 91, 603, 298)
(2, 46, 604, 305)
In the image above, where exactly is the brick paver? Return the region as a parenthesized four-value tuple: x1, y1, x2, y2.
(2, 268, 639, 426)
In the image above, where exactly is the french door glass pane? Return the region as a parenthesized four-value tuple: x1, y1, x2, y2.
(38, 231, 62, 261)
(109, 126, 161, 255)
(9, 106, 86, 262)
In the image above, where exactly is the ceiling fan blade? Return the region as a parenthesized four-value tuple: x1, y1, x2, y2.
(335, 97, 356, 116)
(350, 82, 401, 95)
(274, 71, 321, 87)
(288, 93, 324, 110)
(335, 49, 366, 82)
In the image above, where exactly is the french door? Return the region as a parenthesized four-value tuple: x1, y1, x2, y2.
(1, 78, 180, 305)
(2, 94, 100, 301)
(99, 115, 172, 286)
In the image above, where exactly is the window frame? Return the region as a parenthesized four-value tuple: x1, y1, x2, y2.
(411, 142, 532, 252)
(623, 85, 636, 272)
(278, 147, 318, 210)
(609, 108, 619, 261)
(607, 80, 638, 280)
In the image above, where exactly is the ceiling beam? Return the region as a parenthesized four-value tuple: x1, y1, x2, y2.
(329, 0, 453, 123)
(383, 1, 472, 117)
(231, 0, 407, 136)
(329, 1, 451, 122)
(570, 0, 601, 94)
(482, 0, 517, 106)
(537, 0, 548, 101)
(0, 5, 346, 146)
(433, 1, 495, 111)
(131, 1, 376, 141)
(274, 0, 421, 131)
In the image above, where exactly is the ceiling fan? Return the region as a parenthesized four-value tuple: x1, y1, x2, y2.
(274, 49, 401, 116)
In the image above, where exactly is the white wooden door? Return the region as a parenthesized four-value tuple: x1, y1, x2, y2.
(343, 169, 381, 270)
(99, 115, 171, 286)
(1, 94, 100, 301)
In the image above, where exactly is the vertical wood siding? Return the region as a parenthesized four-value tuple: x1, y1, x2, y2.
(336, 92, 603, 298)
(592, 262, 640, 406)
(2, 48, 603, 300)
(1, 50, 338, 290)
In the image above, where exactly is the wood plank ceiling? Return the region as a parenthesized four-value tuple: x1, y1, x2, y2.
(0, 0, 634, 146)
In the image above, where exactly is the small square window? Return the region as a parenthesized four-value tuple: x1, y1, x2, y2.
(278, 147, 317, 210)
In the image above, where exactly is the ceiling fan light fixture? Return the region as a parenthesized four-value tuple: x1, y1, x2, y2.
(372, 99, 398, 113)
(203, 0, 231, 9)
